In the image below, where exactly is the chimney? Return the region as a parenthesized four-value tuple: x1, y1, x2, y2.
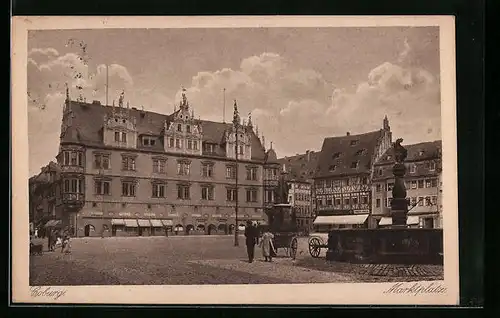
(282, 163, 287, 173)
(346, 132, 350, 136)
(307, 150, 311, 162)
(92, 100, 101, 105)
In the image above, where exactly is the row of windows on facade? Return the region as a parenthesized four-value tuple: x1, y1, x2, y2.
(375, 178, 439, 192)
(375, 196, 438, 208)
(376, 161, 437, 176)
(316, 177, 369, 188)
(316, 195, 370, 207)
(61, 151, 265, 181)
(295, 206, 313, 216)
(294, 193, 311, 202)
(62, 178, 260, 202)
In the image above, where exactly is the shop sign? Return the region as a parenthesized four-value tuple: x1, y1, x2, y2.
(196, 218, 207, 223)
(90, 211, 104, 216)
(118, 212, 131, 217)
(144, 212, 156, 217)
(192, 214, 202, 217)
(217, 218, 228, 222)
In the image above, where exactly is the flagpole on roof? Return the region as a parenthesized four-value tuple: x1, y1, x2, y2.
(106, 64, 109, 106)
(223, 88, 226, 123)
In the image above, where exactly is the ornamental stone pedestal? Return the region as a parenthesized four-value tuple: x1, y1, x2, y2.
(390, 162, 408, 228)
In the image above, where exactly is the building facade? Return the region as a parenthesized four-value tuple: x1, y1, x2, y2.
(51, 88, 271, 237)
(29, 162, 60, 224)
(278, 150, 319, 232)
(312, 117, 392, 231)
(372, 140, 442, 229)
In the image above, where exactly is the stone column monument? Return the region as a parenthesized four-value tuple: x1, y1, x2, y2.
(390, 138, 409, 227)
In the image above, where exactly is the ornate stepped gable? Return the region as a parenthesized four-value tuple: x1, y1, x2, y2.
(223, 100, 254, 161)
(163, 88, 203, 155)
(58, 88, 267, 161)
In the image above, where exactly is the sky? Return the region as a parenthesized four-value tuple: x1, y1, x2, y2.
(27, 27, 441, 177)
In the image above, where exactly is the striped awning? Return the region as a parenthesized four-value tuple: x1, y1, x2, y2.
(313, 214, 369, 225)
(123, 219, 138, 227)
(161, 219, 173, 226)
(379, 216, 420, 226)
(137, 219, 152, 227)
(150, 219, 163, 227)
(111, 219, 125, 226)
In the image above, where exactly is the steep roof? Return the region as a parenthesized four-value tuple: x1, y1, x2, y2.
(265, 148, 279, 164)
(61, 100, 266, 161)
(315, 130, 383, 178)
(277, 151, 320, 182)
(374, 140, 442, 166)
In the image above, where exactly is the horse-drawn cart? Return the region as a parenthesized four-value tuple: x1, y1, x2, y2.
(307, 232, 329, 258)
(259, 203, 299, 260)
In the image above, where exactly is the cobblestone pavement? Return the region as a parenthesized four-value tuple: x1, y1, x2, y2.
(30, 236, 442, 285)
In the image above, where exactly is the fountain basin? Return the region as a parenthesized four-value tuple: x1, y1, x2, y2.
(325, 228, 443, 265)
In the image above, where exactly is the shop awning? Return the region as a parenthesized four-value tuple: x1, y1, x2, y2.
(137, 219, 152, 227)
(378, 216, 420, 226)
(150, 219, 163, 227)
(161, 219, 173, 226)
(313, 214, 369, 225)
(123, 219, 138, 227)
(111, 219, 125, 226)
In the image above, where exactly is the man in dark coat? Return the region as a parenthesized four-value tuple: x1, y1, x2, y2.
(244, 220, 257, 263)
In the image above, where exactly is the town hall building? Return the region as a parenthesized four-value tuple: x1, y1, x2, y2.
(40, 87, 277, 237)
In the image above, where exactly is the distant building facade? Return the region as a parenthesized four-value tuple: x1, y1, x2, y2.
(29, 162, 59, 224)
(313, 117, 392, 231)
(372, 140, 442, 229)
(278, 150, 319, 232)
(47, 88, 273, 237)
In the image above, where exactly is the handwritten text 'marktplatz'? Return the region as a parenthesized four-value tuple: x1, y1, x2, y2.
(383, 282, 447, 296)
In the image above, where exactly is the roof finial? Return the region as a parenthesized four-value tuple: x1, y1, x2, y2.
(383, 115, 390, 130)
(247, 112, 253, 128)
(65, 82, 70, 102)
(270, 141, 273, 150)
(118, 90, 124, 108)
(233, 100, 240, 127)
(255, 124, 259, 136)
(262, 134, 266, 150)
(181, 86, 188, 110)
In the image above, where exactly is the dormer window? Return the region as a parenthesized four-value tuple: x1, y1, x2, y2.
(329, 165, 336, 172)
(177, 124, 182, 132)
(419, 150, 425, 156)
(332, 152, 342, 159)
(351, 161, 359, 169)
(143, 137, 156, 146)
(387, 155, 392, 160)
(350, 140, 359, 146)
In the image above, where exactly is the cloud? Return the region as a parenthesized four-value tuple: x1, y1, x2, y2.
(27, 48, 164, 176)
(179, 45, 440, 157)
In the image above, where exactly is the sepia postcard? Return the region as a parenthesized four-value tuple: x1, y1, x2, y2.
(11, 16, 459, 305)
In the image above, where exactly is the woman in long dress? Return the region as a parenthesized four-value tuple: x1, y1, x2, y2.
(259, 229, 275, 262)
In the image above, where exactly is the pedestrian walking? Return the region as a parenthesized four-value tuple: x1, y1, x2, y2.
(244, 220, 257, 263)
(259, 228, 275, 262)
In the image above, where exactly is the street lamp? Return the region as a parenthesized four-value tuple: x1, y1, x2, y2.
(233, 100, 240, 247)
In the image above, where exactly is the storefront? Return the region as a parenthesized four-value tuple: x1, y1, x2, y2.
(124, 219, 139, 236)
(312, 214, 369, 231)
(378, 216, 420, 228)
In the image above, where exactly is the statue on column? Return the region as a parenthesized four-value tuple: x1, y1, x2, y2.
(391, 138, 409, 227)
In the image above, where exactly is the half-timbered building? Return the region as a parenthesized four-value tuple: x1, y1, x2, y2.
(313, 117, 392, 230)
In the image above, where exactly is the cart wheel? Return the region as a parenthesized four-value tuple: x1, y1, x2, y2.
(289, 237, 298, 260)
(309, 237, 321, 258)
